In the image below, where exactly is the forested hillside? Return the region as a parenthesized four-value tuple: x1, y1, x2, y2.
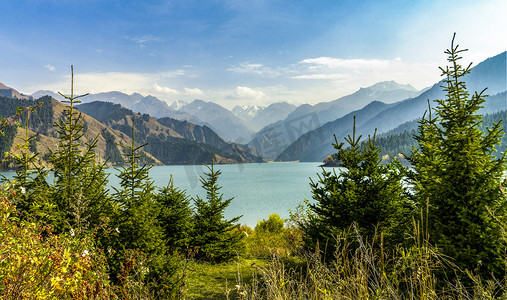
(0, 95, 159, 168)
(77, 101, 263, 165)
(375, 109, 507, 160)
(0, 97, 263, 169)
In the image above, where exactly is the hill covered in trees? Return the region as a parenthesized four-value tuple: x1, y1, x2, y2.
(0, 96, 263, 169)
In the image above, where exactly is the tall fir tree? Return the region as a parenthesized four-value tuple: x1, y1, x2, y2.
(191, 155, 244, 262)
(110, 118, 177, 297)
(304, 117, 413, 258)
(409, 34, 507, 278)
(48, 66, 110, 232)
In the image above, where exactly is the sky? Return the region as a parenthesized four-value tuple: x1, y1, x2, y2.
(1, 0, 506, 109)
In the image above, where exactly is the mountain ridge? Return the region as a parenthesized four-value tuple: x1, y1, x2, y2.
(275, 52, 507, 162)
(249, 80, 421, 158)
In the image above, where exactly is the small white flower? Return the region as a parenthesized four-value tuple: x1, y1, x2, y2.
(115, 227, 120, 233)
(70, 228, 75, 237)
(20, 187, 26, 194)
(82, 250, 89, 256)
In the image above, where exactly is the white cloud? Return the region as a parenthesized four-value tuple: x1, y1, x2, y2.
(154, 83, 179, 94)
(292, 56, 438, 91)
(298, 57, 393, 70)
(232, 86, 266, 100)
(228, 63, 282, 77)
(45, 64, 55, 72)
(184, 87, 204, 96)
(30, 70, 187, 98)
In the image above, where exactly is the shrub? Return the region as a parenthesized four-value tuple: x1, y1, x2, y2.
(0, 184, 113, 299)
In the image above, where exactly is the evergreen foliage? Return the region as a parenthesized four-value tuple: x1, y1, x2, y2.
(0, 124, 17, 168)
(409, 35, 507, 279)
(48, 66, 110, 232)
(109, 118, 177, 297)
(101, 129, 124, 165)
(304, 117, 413, 258)
(156, 175, 193, 252)
(191, 155, 244, 262)
(376, 128, 417, 159)
(0, 96, 53, 135)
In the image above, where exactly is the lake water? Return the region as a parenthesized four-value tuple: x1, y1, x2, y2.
(1, 162, 326, 227)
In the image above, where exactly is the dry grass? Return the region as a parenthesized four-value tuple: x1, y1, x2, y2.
(234, 222, 506, 300)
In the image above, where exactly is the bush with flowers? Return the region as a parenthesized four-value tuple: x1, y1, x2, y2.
(0, 183, 116, 299)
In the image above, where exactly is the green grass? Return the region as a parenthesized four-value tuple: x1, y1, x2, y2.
(185, 257, 267, 299)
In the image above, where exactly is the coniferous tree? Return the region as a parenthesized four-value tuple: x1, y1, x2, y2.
(304, 117, 413, 258)
(48, 66, 110, 232)
(410, 35, 507, 278)
(156, 175, 193, 252)
(110, 118, 177, 296)
(191, 155, 244, 262)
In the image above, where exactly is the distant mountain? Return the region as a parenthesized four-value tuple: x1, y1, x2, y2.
(130, 95, 174, 118)
(357, 52, 506, 138)
(81, 91, 144, 107)
(232, 105, 265, 121)
(0, 95, 161, 168)
(32, 90, 65, 101)
(178, 100, 255, 142)
(250, 102, 297, 131)
(78, 92, 202, 127)
(232, 103, 298, 131)
(77, 101, 263, 164)
(78, 92, 256, 143)
(275, 101, 394, 162)
(156, 117, 262, 163)
(287, 80, 418, 121)
(249, 81, 420, 158)
(169, 100, 189, 111)
(0, 82, 31, 100)
(32, 90, 256, 142)
(276, 52, 507, 162)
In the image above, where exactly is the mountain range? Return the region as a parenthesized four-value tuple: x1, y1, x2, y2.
(275, 51, 507, 162)
(0, 82, 32, 100)
(77, 101, 262, 164)
(249, 81, 421, 159)
(3, 51, 505, 166)
(0, 84, 264, 168)
(232, 102, 298, 131)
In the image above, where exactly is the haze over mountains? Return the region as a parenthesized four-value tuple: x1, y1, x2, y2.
(2, 51, 505, 165)
(29, 87, 300, 143)
(248, 81, 421, 158)
(276, 51, 507, 162)
(0, 85, 264, 167)
(232, 103, 298, 131)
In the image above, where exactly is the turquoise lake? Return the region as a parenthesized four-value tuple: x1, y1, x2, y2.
(1, 162, 328, 227)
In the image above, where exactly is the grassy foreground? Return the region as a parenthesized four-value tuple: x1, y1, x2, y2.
(185, 258, 267, 300)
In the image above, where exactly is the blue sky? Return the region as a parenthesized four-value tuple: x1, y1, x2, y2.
(1, 0, 506, 108)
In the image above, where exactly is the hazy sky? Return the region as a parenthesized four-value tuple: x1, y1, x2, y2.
(1, 0, 506, 109)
